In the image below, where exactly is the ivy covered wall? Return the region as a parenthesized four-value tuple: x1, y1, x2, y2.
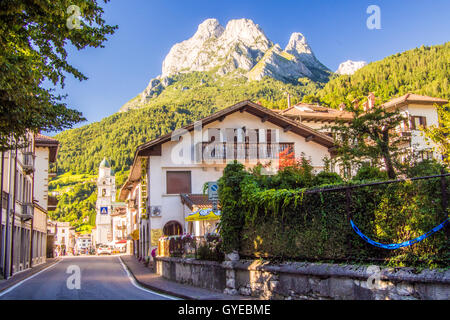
(218, 161, 449, 268)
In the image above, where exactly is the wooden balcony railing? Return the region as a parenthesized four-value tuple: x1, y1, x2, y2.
(199, 142, 294, 162)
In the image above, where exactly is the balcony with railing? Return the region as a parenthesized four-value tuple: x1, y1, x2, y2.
(21, 151, 35, 174)
(198, 142, 295, 162)
(18, 203, 34, 221)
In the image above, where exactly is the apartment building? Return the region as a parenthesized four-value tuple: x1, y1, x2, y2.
(119, 100, 335, 260)
(279, 93, 448, 160)
(0, 133, 59, 279)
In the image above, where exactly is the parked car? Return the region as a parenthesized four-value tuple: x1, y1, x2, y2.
(97, 245, 112, 255)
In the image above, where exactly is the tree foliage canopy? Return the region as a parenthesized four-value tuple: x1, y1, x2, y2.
(421, 105, 450, 164)
(329, 100, 406, 179)
(0, 0, 117, 150)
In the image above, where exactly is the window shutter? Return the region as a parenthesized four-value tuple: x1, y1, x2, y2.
(166, 171, 191, 194)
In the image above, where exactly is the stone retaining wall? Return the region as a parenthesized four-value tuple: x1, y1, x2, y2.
(155, 256, 450, 300)
(156, 256, 226, 292)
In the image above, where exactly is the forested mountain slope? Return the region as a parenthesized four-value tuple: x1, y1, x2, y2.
(316, 42, 450, 108)
(55, 72, 321, 174)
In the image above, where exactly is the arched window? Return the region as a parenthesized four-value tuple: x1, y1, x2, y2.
(163, 221, 183, 236)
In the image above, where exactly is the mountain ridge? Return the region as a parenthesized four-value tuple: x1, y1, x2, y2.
(119, 18, 331, 113)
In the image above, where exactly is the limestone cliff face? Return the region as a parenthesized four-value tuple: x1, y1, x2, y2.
(162, 18, 272, 77)
(120, 18, 331, 112)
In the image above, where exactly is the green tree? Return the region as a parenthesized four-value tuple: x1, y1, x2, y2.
(330, 97, 406, 179)
(421, 104, 450, 165)
(0, 0, 117, 150)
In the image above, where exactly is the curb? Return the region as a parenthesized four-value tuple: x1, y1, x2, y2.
(0, 258, 61, 294)
(119, 256, 192, 300)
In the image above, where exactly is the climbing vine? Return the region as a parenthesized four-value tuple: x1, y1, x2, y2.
(218, 160, 449, 268)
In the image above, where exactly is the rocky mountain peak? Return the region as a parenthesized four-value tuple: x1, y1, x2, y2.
(193, 18, 224, 41)
(336, 60, 367, 75)
(285, 32, 313, 56)
(121, 18, 331, 112)
(222, 18, 270, 47)
(161, 18, 272, 78)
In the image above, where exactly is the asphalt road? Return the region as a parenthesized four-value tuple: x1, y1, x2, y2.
(0, 256, 176, 300)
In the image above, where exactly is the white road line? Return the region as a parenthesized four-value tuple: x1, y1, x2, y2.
(0, 259, 63, 297)
(118, 256, 180, 300)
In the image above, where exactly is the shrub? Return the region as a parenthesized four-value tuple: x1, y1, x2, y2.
(196, 234, 224, 262)
(406, 159, 447, 178)
(217, 161, 249, 253)
(218, 162, 449, 268)
(268, 157, 315, 189)
(353, 165, 388, 181)
(313, 171, 343, 186)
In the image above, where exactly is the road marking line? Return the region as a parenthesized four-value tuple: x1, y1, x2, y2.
(118, 256, 180, 300)
(0, 259, 63, 297)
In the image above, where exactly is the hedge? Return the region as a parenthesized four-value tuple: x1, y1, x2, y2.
(218, 162, 449, 268)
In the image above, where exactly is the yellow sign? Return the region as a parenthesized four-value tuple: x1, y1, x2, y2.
(151, 229, 163, 246)
(185, 209, 221, 221)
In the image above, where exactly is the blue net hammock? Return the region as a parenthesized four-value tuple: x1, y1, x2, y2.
(350, 218, 449, 250)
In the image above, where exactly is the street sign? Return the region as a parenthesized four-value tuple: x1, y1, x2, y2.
(208, 182, 219, 213)
(100, 207, 108, 214)
(208, 182, 219, 201)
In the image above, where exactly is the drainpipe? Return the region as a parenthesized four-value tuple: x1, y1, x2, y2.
(9, 147, 18, 276)
(3, 148, 11, 278)
(29, 136, 35, 267)
(3, 146, 14, 279)
(0, 151, 4, 276)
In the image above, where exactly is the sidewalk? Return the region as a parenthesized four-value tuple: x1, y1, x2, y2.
(0, 258, 60, 293)
(120, 255, 254, 300)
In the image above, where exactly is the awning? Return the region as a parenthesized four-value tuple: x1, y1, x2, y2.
(180, 193, 217, 211)
(185, 208, 221, 221)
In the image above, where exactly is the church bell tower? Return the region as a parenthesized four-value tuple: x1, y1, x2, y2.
(95, 158, 116, 245)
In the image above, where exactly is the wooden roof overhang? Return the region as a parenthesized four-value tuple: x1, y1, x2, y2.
(135, 100, 335, 158)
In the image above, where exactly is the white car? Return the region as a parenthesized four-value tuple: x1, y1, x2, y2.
(97, 245, 112, 255)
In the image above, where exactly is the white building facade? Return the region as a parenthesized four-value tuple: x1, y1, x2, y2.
(119, 96, 448, 261)
(120, 101, 335, 260)
(0, 133, 59, 278)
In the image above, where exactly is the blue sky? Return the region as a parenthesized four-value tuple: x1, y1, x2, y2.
(53, 0, 450, 131)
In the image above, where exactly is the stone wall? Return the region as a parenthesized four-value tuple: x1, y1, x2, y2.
(156, 256, 226, 292)
(155, 256, 450, 300)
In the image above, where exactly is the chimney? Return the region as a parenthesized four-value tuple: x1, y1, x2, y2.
(339, 103, 346, 111)
(368, 92, 375, 109)
(352, 98, 359, 109)
(287, 93, 291, 109)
